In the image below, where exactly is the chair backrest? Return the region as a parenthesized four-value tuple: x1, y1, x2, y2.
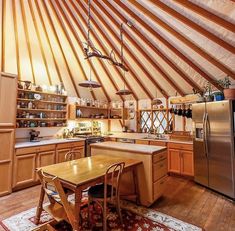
(64, 150, 81, 161)
(37, 169, 75, 223)
(104, 162, 125, 201)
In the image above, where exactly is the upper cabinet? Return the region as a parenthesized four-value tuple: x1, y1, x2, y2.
(0, 72, 17, 127)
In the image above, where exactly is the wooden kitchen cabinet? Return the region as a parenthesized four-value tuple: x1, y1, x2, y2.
(13, 145, 56, 190)
(135, 139, 149, 145)
(149, 140, 167, 147)
(168, 143, 194, 176)
(56, 141, 84, 163)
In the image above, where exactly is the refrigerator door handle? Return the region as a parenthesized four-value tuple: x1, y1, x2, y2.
(202, 112, 207, 157)
(204, 113, 209, 157)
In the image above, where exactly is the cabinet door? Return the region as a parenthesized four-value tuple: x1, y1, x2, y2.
(38, 150, 55, 168)
(168, 149, 181, 174)
(181, 150, 194, 176)
(72, 146, 84, 159)
(0, 73, 17, 126)
(0, 129, 14, 196)
(56, 148, 71, 163)
(13, 153, 37, 188)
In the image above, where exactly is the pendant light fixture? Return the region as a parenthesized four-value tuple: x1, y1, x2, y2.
(79, 66, 101, 90)
(116, 23, 132, 96)
(79, 0, 101, 90)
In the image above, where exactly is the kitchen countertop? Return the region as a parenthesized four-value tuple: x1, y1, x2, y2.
(108, 132, 193, 144)
(15, 138, 85, 149)
(91, 141, 166, 155)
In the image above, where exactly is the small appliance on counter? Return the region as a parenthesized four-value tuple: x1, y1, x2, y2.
(29, 130, 41, 142)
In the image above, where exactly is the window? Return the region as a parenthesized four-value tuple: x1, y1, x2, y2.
(140, 109, 173, 133)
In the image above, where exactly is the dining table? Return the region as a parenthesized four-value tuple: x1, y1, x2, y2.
(35, 154, 142, 231)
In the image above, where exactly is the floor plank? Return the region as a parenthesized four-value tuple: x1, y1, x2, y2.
(0, 176, 234, 231)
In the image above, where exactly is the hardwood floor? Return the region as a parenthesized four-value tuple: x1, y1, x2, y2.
(0, 176, 234, 231)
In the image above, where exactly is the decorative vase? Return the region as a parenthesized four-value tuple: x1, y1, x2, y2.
(224, 88, 235, 100)
(214, 92, 224, 101)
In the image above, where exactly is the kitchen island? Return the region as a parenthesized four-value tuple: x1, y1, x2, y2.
(91, 141, 167, 207)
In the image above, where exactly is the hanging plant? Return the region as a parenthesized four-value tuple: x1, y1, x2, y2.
(216, 76, 235, 100)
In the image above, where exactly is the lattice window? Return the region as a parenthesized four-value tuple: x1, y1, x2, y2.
(140, 110, 151, 133)
(140, 109, 173, 133)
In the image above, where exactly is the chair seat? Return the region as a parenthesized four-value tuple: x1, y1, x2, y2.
(88, 184, 115, 198)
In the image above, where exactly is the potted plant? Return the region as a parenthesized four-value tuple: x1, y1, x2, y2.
(217, 76, 235, 100)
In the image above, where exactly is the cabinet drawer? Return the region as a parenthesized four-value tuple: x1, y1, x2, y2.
(72, 141, 85, 147)
(168, 142, 193, 151)
(153, 151, 167, 163)
(149, 141, 167, 146)
(153, 176, 167, 200)
(153, 159, 167, 182)
(16, 147, 38, 155)
(136, 140, 149, 145)
(38, 145, 56, 152)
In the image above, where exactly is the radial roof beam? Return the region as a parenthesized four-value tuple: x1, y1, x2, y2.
(35, 0, 81, 98)
(113, 0, 223, 91)
(173, 0, 235, 33)
(103, 0, 202, 93)
(129, 1, 235, 80)
(150, 0, 235, 54)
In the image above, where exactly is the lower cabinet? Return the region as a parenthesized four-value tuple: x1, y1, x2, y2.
(13, 141, 85, 190)
(168, 143, 194, 176)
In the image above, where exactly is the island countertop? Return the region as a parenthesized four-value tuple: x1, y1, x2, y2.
(90, 141, 166, 155)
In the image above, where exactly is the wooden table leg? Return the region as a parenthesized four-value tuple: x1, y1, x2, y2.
(133, 167, 140, 205)
(73, 188, 82, 231)
(34, 186, 45, 225)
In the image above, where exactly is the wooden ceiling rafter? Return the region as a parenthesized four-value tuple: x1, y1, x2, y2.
(36, 0, 81, 98)
(19, 0, 36, 84)
(44, 0, 97, 100)
(27, 1, 53, 86)
(95, 1, 184, 97)
(113, 0, 223, 91)
(103, 0, 202, 93)
(79, 0, 156, 100)
(12, 0, 21, 79)
(70, 0, 139, 101)
(150, 0, 235, 54)
(1, 0, 6, 72)
(173, 0, 235, 33)
(52, 0, 111, 102)
(128, 1, 235, 80)
(60, 0, 125, 102)
(28, 0, 64, 85)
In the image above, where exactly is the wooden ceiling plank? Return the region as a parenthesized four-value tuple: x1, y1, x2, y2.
(69, 0, 139, 100)
(46, 0, 96, 100)
(28, 1, 64, 86)
(12, 0, 21, 79)
(173, 0, 235, 33)
(19, 0, 36, 84)
(103, 0, 202, 93)
(52, 0, 110, 102)
(96, 1, 184, 97)
(60, 0, 124, 101)
(129, 1, 235, 80)
(1, 0, 6, 72)
(27, 1, 53, 86)
(79, 0, 153, 99)
(79, 0, 160, 99)
(36, 0, 81, 98)
(113, 0, 223, 91)
(150, 0, 235, 54)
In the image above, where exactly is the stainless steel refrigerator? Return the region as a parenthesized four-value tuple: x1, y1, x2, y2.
(192, 100, 235, 199)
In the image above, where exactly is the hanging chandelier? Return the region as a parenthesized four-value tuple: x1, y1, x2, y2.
(83, 0, 128, 72)
(116, 23, 132, 96)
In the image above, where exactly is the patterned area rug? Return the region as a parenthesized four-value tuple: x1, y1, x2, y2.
(0, 200, 202, 231)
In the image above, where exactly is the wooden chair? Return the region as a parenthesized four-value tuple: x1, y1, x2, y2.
(35, 169, 76, 229)
(87, 162, 125, 231)
(64, 150, 78, 161)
